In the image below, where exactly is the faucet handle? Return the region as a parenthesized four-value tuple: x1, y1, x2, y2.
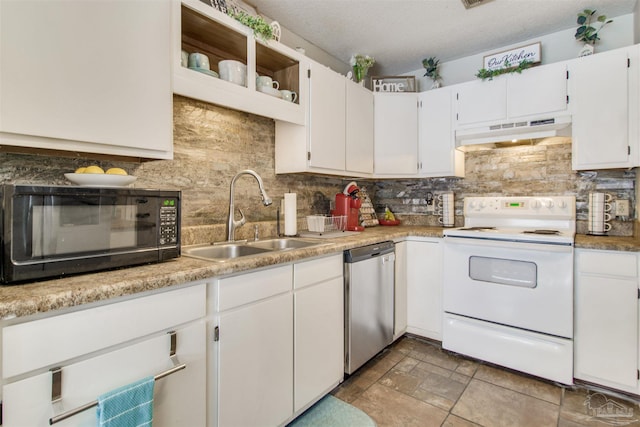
(234, 207, 246, 228)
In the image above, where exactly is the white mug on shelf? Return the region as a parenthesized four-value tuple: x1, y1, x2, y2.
(436, 192, 454, 227)
(280, 90, 297, 103)
(188, 52, 210, 70)
(588, 192, 613, 234)
(256, 75, 279, 90)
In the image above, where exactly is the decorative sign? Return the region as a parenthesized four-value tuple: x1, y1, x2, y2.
(483, 42, 541, 71)
(371, 76, 416, 93)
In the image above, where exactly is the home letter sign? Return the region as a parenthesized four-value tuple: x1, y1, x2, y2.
(371, 76, 416, 93)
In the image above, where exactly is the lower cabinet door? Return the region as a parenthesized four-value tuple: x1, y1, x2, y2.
(294, 277, 344, 412)
(406, 240, 443, 340)
(2, 321, 206, 427)
(217, 293, 294, 427)
(575, 274, 638, 390)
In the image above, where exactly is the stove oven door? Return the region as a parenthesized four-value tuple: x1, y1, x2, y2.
(443, 236, 573, 339)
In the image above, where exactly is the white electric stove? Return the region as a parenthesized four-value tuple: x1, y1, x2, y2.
(442, 196, 576, 385)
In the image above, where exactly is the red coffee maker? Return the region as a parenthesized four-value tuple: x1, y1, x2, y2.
(332, 182, 364, 232)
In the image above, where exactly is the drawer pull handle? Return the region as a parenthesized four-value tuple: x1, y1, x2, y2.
(48, 331, 185, 425)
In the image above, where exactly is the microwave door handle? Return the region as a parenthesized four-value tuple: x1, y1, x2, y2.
(45, 204, 61, 256)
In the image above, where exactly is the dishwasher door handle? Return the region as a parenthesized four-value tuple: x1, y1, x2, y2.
(382, 254, 395, 264)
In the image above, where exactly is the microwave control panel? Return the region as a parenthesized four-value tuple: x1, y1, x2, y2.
(159, 200, 178, 246)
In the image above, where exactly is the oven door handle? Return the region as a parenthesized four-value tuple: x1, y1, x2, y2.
(443, 236, 573, 253)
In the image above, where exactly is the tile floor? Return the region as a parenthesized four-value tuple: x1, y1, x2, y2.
(331, 335, 640, 427)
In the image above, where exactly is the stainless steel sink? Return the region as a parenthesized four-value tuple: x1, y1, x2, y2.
(182, 243, 271, 262)
(182, 237, 327, 262)
(248, 238, 321, 251)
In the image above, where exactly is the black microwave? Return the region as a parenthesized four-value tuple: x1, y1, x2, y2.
(1, 184, 181, 284)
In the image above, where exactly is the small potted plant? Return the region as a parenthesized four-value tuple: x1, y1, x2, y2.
(228, 9, 274, 41)
(350, 54, 375, 84)
(422, 57, 442, 88)
(575, 9, 613, 56)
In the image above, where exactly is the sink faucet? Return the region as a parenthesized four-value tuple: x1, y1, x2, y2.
(227, 170, 272, 241)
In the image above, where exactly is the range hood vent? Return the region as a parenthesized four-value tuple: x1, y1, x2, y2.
(455, 115, 571, 150)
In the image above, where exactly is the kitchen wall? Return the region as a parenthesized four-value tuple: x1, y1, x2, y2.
(0, 96, 348, 242)
(404, 13, 635, 90)
(0, 97, 635, 238)
(371, 138, 636, 236)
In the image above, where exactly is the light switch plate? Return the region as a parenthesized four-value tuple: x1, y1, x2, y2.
(616, 199, 630, 217)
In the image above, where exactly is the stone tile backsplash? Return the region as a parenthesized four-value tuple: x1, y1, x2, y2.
(372, 138, 636, 235)
(0, 97, 635, 237)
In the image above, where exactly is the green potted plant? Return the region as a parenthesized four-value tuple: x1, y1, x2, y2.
(575, 9, 613, 56)
(228, 9, 273, 41)
(476, 59, 533, 81)
(350, 54, 375, 84)
(422, 57, 442, 88)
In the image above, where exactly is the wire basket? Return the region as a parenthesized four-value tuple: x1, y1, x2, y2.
(306, 215, 347, 233)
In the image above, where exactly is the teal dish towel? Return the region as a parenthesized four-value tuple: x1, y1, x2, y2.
(97, 376, 155, 427)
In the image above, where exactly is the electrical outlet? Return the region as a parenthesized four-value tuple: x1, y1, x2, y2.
(426, 193, 434, 212)
(616, 199, 630, 217)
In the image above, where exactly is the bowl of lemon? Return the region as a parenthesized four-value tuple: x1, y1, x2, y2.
(65, 166, 136, 187)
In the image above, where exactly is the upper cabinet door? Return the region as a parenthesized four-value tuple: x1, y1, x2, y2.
(418, 88, 464, 178)
(570, 46, 637, 170)
(308, 64, 346, 171)
(0, 0, 173, 159)
(507, 62, 568, 119)
(454, 77, 507, 127)
(374, 93, 419, 176)
(346, 81, 374, 174)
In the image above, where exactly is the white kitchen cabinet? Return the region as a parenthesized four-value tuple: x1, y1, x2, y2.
(215, 265, 294, 427)
(574, 249, 639, 394)
(394, 241, 408, 340)
(454, 77, 507, 127)
(1, 284, 207, 426)
(0, 0, 173, 160)
(507, 61, 568, 119)
(346, 81, 375, 174)
(405, 238, 443, 341)
(418, 88, 465, 178)
(307, 63, 347, 171)
(454, 61, 568, 129)
(173, 0, 306, 125)
(374, 93, 419, 177)
(293, 255, 344, 413)
(275, 62, 375, 177)
(570, 46, 639, 170)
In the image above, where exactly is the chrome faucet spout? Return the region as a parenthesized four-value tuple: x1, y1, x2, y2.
(227, 170, 272, 241)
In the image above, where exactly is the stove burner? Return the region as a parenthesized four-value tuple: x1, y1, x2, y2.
(459, 227, 496, 231)
(523, 229, 560, 235)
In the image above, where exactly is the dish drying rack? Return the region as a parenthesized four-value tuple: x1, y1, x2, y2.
(305, 215, 347, 234)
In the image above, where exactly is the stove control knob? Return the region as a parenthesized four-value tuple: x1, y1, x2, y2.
(530, 200, 541, 209)
(544, 200, 554, 208)
(557, 200, 567, 209)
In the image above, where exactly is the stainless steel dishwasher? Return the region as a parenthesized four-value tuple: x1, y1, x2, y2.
(344, 241, 395, 374)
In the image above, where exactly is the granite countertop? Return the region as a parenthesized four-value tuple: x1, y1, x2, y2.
(1, 226, 638, 321)
(0, 226, 441, 320)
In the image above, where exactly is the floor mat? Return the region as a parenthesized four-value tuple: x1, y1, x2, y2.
(287, 395, 376, 427)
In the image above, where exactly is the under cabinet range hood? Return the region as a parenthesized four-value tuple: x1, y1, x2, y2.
(455, 115, 571, 150)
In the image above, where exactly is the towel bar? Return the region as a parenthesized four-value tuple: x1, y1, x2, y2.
(48, 331, 185, 425)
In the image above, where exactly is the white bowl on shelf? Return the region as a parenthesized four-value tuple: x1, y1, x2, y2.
(64, 173, 137, 187)
(218, 60, 247, 86)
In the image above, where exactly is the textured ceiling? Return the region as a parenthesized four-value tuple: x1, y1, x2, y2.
(247, 0, 638, 75)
